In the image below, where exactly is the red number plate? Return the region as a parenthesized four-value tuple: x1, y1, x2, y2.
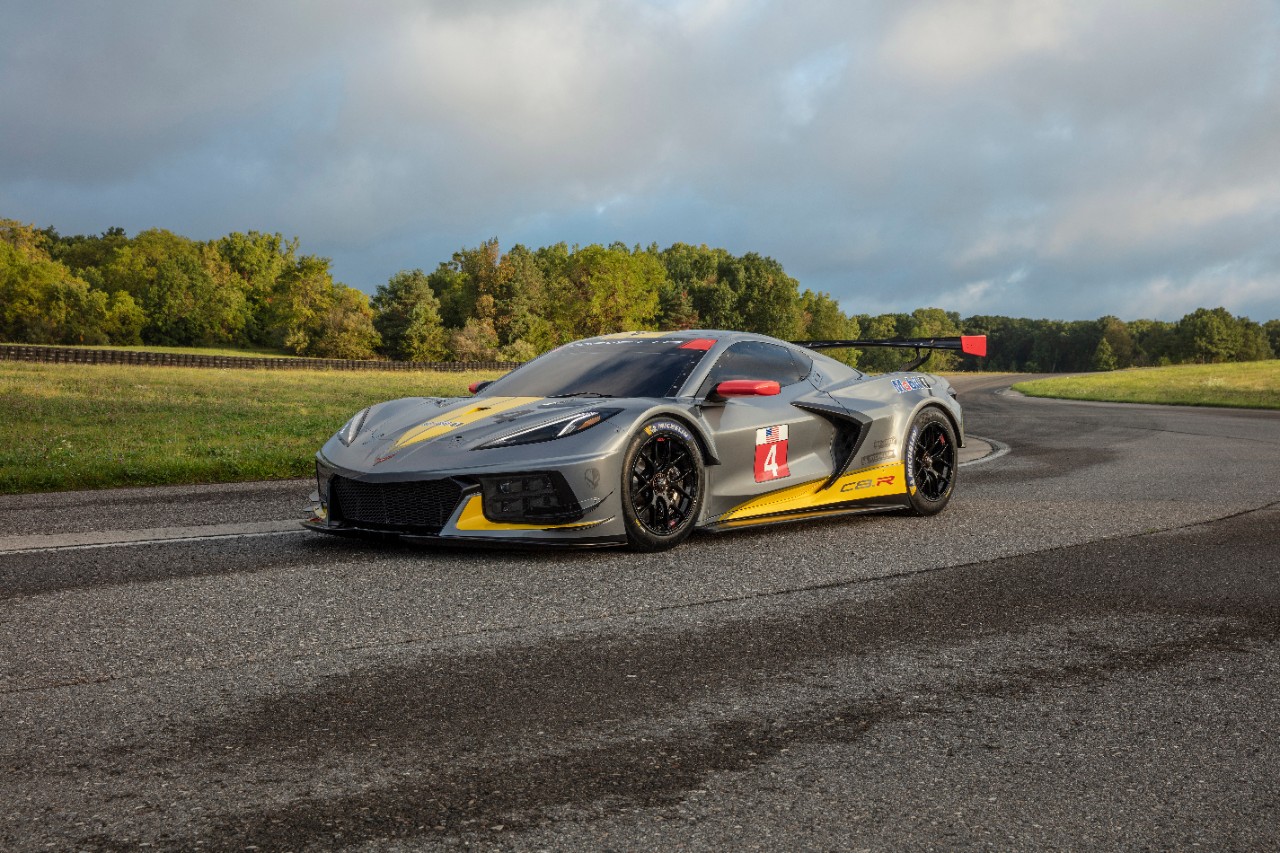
(754, 424, 790, 482)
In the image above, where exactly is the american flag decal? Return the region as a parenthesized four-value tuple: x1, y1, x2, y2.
(756, 424, 788, 445)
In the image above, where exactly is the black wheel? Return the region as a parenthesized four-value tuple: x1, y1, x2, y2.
(621, 419, 705, 552)
(903, 407, 957, 516)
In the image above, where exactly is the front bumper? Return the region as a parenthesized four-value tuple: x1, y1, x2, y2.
(305, 451, 627, 546)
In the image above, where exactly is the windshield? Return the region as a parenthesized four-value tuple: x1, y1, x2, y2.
(482, 339, 711, 399)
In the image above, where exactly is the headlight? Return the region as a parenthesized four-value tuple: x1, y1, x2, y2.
(337, 407, 372, 446)
(477, 409, 621, 449)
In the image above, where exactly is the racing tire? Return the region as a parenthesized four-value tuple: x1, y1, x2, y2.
(903, 407, 957, 516)
(621, 418, 705, 552)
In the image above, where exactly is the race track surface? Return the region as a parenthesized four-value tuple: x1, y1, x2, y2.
(2, 375, 1278, 851)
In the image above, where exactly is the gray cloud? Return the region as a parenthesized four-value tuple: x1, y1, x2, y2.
(2, 0, 1277, 322)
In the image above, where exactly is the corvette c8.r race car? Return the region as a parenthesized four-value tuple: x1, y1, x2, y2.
(304, 330, 987, 551)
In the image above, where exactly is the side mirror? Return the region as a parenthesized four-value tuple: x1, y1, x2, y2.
(468, 380, 493, 395)
(712, 379, 781, 400)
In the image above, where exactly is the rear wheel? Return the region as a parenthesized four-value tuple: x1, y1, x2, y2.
(621, 419, 704, 551)
(904, 407, 957, 516)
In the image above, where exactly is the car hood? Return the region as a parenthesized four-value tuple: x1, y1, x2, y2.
(320, 395, 633, 474)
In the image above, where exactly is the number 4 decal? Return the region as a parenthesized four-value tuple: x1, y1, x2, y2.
(754, 424, 790, 482)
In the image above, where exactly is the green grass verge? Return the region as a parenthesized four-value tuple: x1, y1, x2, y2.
(2, 362, 504, 494)
(1012, 361, 1280, 410)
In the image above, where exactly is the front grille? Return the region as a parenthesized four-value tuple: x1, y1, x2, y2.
(329, 476, 464, 533)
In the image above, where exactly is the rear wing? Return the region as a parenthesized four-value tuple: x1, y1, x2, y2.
(792, 335, 987, 371)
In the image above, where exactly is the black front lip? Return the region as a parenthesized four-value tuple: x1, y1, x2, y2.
(301, 518, 627, 548)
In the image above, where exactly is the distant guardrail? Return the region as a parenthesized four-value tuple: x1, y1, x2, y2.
(0, 344, 521, 373)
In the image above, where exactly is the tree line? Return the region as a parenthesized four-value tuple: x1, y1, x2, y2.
(1, 220, 378, 359)
(3, 220, 1276, 371)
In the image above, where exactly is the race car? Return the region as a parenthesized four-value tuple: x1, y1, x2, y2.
(304, 330, 986, 551)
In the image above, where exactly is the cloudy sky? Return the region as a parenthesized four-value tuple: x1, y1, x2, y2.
(2, 0, 1278, 322)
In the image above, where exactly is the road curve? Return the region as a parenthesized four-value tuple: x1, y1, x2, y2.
(1, 375, 1277, 851)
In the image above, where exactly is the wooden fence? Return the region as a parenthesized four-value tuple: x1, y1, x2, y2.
(0, 344, 521, 373)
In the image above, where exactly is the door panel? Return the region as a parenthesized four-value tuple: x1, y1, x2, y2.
(700, 381, 837, 517)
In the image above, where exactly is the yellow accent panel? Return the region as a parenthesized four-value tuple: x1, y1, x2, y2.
(453, 495, 609, 532)
(719, 462, 907, 522)
(393, 396, 543, 449)
(714, 506, 872, 529)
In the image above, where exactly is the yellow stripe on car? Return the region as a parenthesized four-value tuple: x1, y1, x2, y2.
(718, 462, 907, 522)
(393, 396, 544, 449)
(713, 506, 869, 529)
(452, 495, 611, 532)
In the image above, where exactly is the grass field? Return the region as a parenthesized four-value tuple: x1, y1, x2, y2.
(2, 362, 503, 494)
(1013, 361, 1280, 410)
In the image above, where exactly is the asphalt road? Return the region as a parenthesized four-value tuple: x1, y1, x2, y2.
(2, 375, 1278, 851)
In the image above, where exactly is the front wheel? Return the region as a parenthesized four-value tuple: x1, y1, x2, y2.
(903, 407, 957, 516)
(621, 419, 705, 552)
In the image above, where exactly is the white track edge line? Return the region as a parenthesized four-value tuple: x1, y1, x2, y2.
(960, 435, 1011, 467)
(0, 528, 308, 556)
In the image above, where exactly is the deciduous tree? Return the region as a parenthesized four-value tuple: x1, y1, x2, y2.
(371, 269, 448, 361)
(1091, 337, 1118, 371)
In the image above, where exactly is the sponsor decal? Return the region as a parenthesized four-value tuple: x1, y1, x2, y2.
(840, 475, 897, 493)
(891, 376, 929, 393)
(905, 422, 922, 493)
(862, 450, 896, 465)
(648, 421, 694, 441)
(373, 452, 398, 465)
(874, 438, 896, 450)
(584, 467, 601, 488)
(754, 424, 790, 482)
(417, 420, 464, 429)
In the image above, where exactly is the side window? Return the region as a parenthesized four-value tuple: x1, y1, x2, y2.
(789, 348, 813, 380)
(701, 341, 808, 394)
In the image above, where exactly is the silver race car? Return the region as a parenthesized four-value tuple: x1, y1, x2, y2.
(305, 330, 987, 551)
